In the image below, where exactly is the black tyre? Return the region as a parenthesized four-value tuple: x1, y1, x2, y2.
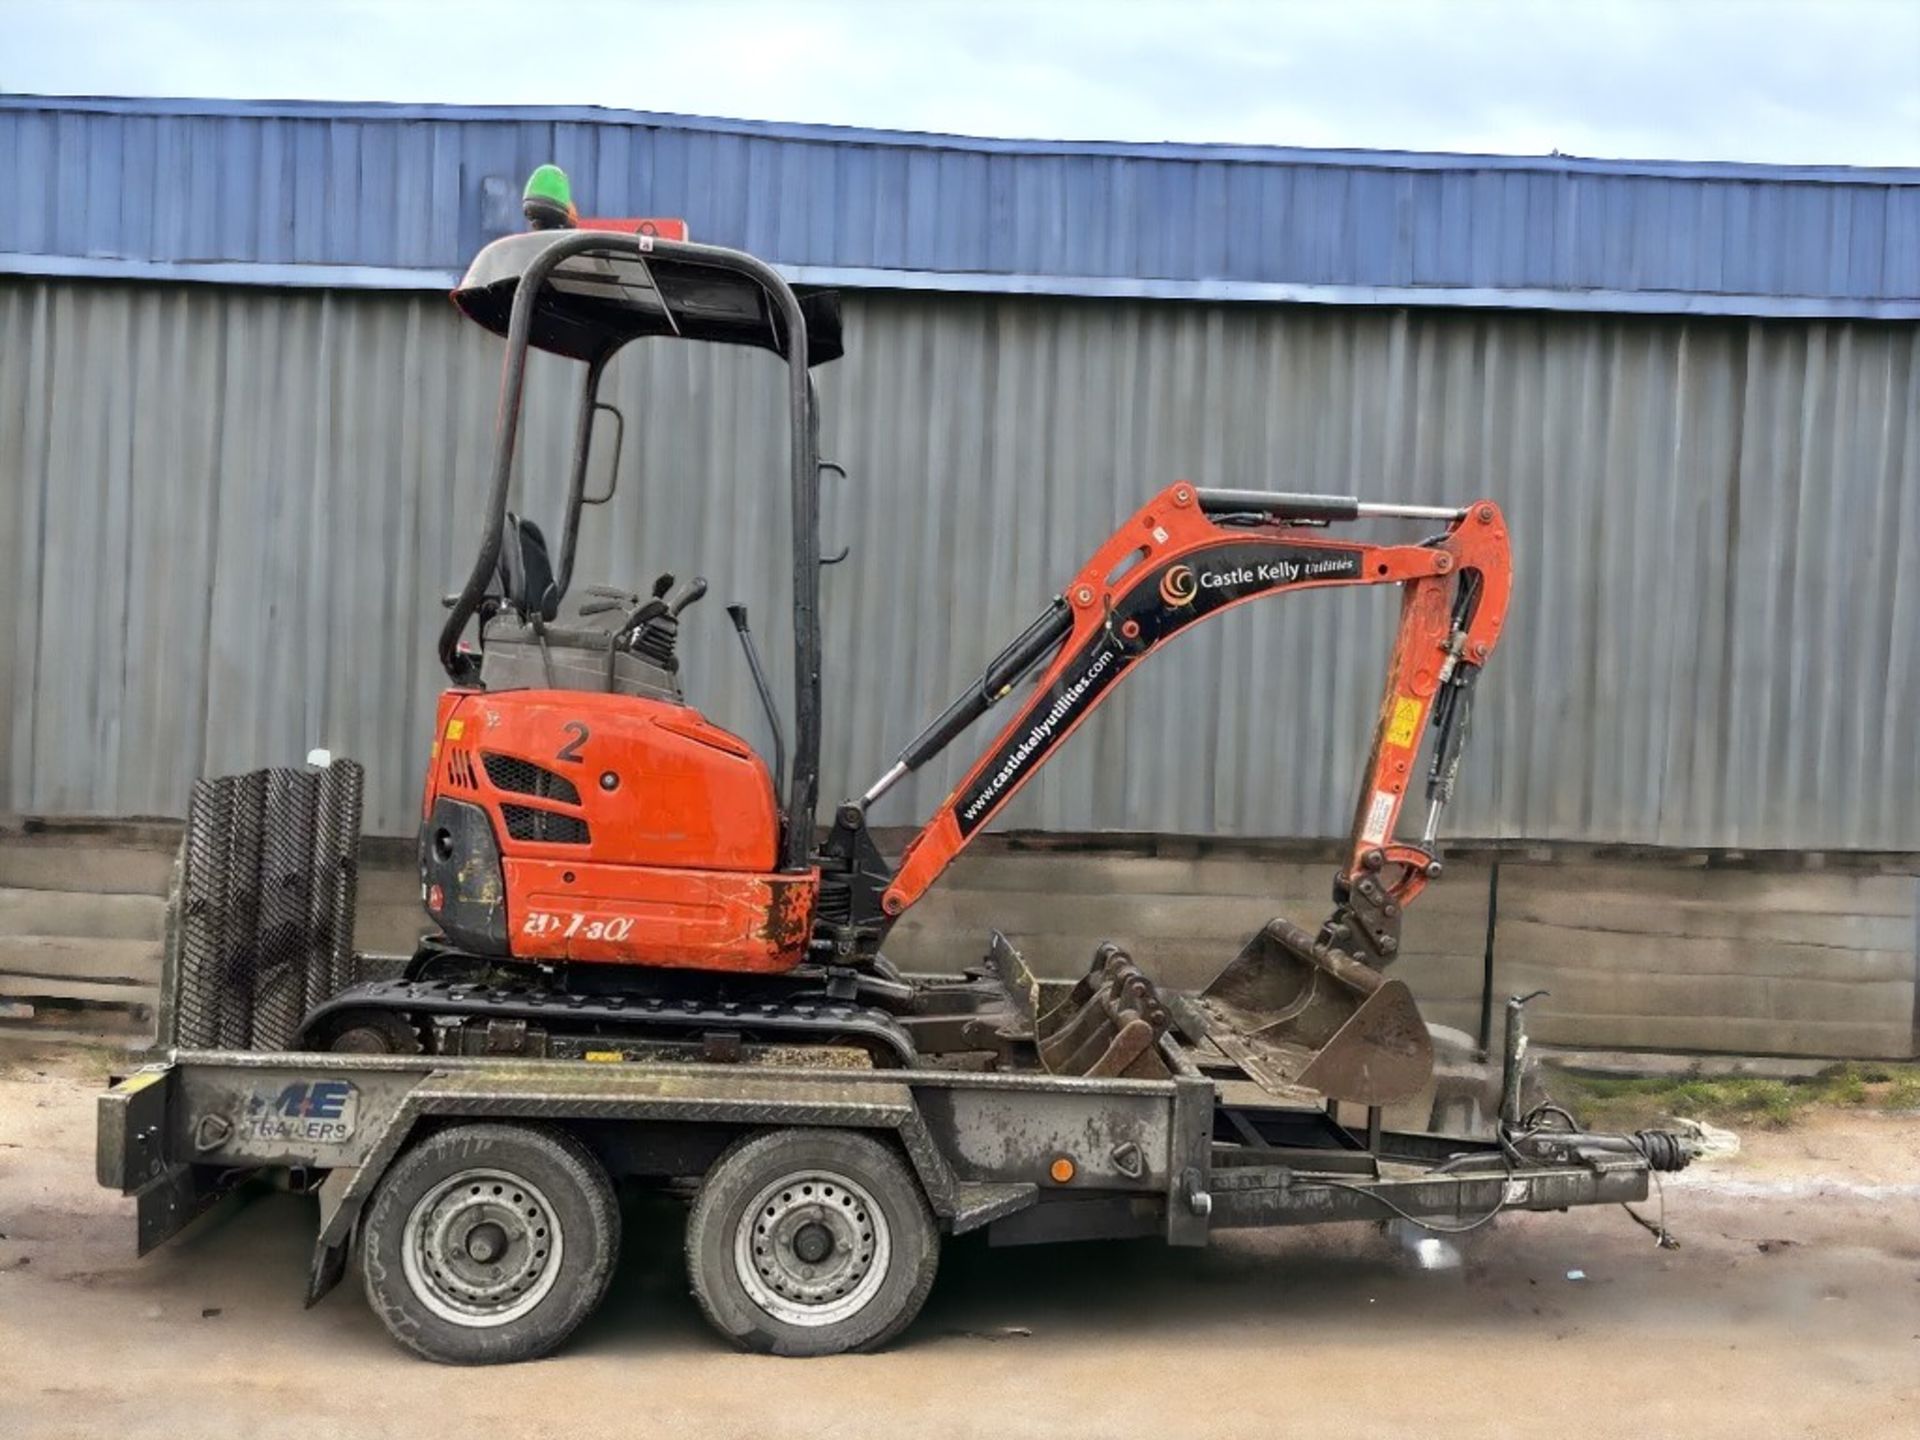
(686, 1128, 939, 1357)
(361, 1123, 619, 1364)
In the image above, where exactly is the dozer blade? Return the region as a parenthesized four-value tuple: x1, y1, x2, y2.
(1193, 918, 1432, 1105)
(987, 935, 1173, 1081)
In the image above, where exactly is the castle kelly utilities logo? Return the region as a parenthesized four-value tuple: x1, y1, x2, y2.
(1158, 564, 1197, 607)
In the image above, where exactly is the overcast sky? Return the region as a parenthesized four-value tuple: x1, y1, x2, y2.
(6, 0, 1918, 166)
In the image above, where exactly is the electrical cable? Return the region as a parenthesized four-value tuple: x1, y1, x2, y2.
(1622, 1137, 1680, 1249)
(1309, 1175, 1512, 1235)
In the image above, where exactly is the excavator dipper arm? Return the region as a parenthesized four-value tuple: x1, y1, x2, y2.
(866, 483, 1511, 930)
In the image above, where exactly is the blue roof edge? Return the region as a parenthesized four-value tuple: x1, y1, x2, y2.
(6, 93, 1917, 187)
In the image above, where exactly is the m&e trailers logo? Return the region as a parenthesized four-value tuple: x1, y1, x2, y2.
(241, 1079, 361, 1144)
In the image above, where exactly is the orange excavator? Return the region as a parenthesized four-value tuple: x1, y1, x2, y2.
(302, 166, 1512, 1109)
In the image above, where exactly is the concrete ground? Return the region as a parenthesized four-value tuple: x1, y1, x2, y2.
(2, 1042, 1916, 1440)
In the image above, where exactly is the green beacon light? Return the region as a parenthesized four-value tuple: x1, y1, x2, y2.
(523, 164, 577, 231)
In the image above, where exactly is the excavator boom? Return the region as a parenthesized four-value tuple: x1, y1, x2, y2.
(864, 482, 1511, 928)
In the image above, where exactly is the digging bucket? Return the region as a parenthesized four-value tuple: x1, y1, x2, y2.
(1193, 917, 1433, 1104)
(987, 936, 1174, 1081)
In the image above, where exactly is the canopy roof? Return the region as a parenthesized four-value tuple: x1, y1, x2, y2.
(451, 230, 843, 365)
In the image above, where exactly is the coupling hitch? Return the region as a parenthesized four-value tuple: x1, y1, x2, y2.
(1500, 989, 1692, 1173)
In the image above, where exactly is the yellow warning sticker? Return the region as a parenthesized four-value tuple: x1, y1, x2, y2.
(446, 718, 465, 741)
(1386, 696, 1423, 748)
(583, 1050, 625, 1064)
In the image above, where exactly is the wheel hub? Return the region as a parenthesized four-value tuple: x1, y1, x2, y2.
(733, 1170, 892, 1328)
(792, 1222, 835, 1264)
(464, 1220, 509, 1264)
(401, 1168, 564, 1328)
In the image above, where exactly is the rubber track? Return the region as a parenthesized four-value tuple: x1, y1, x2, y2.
(298, 978, 918, 1064)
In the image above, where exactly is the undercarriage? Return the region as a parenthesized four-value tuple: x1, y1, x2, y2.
(302, 950, 1007, 1073)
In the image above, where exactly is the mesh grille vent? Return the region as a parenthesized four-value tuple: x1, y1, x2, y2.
(483, 751, 581, 806)
(500, 804, 590, 845)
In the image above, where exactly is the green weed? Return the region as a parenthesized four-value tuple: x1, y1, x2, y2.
(1543, 1061, 1920, 1131)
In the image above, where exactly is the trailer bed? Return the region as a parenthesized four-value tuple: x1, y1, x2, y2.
(101, 1039, 1661, 1315)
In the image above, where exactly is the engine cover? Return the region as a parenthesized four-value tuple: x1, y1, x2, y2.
(420, 688, 812, 972)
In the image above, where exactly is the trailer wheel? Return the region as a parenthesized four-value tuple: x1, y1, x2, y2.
(686, 1128, 938, 1356)
(360, 1123, 618, 1364)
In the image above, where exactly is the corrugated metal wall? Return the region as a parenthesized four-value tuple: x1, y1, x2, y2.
(3, 276, 1915, 847)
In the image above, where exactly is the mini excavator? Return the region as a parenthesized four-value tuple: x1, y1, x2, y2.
(302, 166, 1512, 1109)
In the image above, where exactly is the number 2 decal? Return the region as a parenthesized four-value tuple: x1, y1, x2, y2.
(556, 721, 589, 763)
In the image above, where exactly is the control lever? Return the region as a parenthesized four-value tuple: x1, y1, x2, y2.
(580, 578, 672, 619)
(617, 576, 706, 668)
(727, 604, 788, 806)
(613, 598, 670, 645)
(668, 576, 708, 616)
(443, 588, 511, 610)
(578, 590, 638, 617)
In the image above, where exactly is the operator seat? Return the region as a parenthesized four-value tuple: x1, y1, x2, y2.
(498, 514, 559, 622)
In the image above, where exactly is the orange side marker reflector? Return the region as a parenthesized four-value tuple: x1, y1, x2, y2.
(1049, 1156, 1076, 1184)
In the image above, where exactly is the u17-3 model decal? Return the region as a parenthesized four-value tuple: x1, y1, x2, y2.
(953, 542, 1364, 836)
